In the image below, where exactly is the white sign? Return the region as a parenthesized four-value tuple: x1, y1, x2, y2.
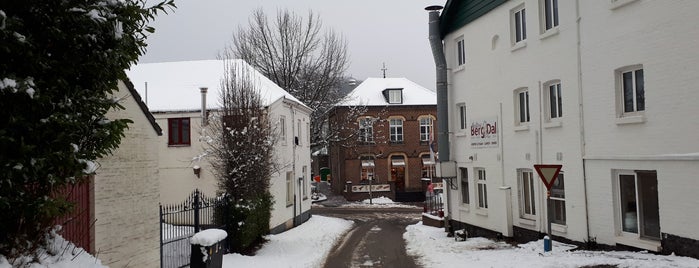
(470, 117, 499, 148)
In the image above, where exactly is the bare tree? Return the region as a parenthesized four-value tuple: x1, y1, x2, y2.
(231, 8, 349, 149)
(205, 59, 277, 252)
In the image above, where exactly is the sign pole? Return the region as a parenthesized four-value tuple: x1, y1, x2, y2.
(534, 164, 562, 253)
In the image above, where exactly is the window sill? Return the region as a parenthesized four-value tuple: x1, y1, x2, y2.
(511, 41, 527, 52)
(518, 218, 536, 227)
(615, 114, 646, 125)
(459, 205, 470, 213)
(455, 132, 468, 138)
(544, 121, 562, 129)
(539, 28, 559, 40)
(475, 209, 488, 216)
(551, 223, 567, 234)
(614, 235, 661, 252)
(514, 124, 530, 132)
(286, 203, 293, 208)
(610, 0, 639, 10)
(168, 144, 191, 147)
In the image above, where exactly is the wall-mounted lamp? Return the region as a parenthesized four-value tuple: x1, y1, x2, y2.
(193, 165, 201, 178)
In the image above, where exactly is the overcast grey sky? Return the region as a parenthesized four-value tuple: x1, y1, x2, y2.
(139, 0, 442, 90)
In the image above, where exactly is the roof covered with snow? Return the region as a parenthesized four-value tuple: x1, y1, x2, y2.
(126, 60, 308, 112)
(337, 77, 436, 106)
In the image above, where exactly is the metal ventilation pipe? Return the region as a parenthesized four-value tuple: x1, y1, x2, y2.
(200, 87, 208, 126)
(426, 5, 449, 162)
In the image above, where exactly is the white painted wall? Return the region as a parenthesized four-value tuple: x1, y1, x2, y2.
(580, 0, 699, 250)
(93, 81, 161, 267)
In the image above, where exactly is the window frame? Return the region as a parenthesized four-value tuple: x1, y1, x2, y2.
(511, 4, 527, 45)
(168, 117, 191, 146)
(418, 116, 434, 143)
(286, 171, 294, 206)
(421, 154, 436, 179)
(389, 118, 404, 144)
(544, 80, 563, 121)
(540, 0, 559, 33)
(615, 170, 660, 240)
(457, 103, 467, 131)
(549, 172, 566, 225)
(302, 166, 308, 199)
(518, 169, 536, 220)
(514, 87, 530, 126)
(360, 155, 376, 182)
(358, 117, 375, 143)
(460, 167, 470, 205)
(279, 115, 287, 146)
(616, 65, 645, 117)
(475, 168, 488, 209)
(456, 37, 466, 66)
(388, 89, 403, 104)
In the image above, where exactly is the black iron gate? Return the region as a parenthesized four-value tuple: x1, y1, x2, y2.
(160, 189, 227, 268)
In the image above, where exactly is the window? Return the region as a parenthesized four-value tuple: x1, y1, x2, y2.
(476, 168, 488, 209)
(515, 88, 530, 125)
(549, 172, 566, 225)
(358, 117, 374, 143)
(619, 67, 645, 114)
(388, 89, 402, 104)
(456, 38, 466, 66)
(390, 155, 406, 191)
(617, 170, 659, 240)
(297, 119, 302, 146)
(512, 5, 527, 44)
(460, 167, 469, 204)
(458, 104, 467, 130)
(360, 156, 375, 182)
(280, 116, 287, 145)
(286, 171, 294, 206)
(518, 169, 536, 219)
(302, 166, 308, 198)
(168, 118, 191, 146)
(545, 81, 562, 120)
(541, 0, 559, 31)
(389, 118, 404, 143)
(421, 155, 435, 178)
(419, 116, 433, 142)
(306, 122, 310, 145)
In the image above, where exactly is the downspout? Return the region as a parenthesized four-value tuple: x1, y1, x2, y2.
(288, 98, 299, 227)
(575, 0, 591, 241)
(425, 5, 451, 231)
(200, 87, 208, 126)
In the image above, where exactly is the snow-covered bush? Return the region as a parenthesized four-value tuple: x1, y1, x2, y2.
(0, 0, 174, 260)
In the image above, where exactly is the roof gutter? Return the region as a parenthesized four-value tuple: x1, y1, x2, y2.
(426, 5, 450, 162)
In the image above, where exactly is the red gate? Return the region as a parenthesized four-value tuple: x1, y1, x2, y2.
(53, 177, 93, 253)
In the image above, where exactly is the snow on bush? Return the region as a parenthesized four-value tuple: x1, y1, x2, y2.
(0, 228, 106, 268)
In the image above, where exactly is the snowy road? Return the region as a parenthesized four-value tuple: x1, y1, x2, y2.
(312, 206, 423, 268)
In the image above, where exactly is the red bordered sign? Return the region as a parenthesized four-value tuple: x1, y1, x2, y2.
(534, 164, 562, 191)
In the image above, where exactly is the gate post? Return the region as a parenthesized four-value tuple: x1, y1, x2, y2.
(159, 204, 163, 268)
(194, 190, 201, 232)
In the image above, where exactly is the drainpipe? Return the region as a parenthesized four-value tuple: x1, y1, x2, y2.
(426, 5, 452, 232)
(575, 0, 591, 242)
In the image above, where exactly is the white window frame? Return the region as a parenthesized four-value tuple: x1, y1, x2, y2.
(460, 167, 469, 205)
(544, 80, 562, 121)
(518, 169, 536, 220)
(456, 37, 466, 66)
(511, 4, 527, 45)
(358, 117, 374, 143)
(616, 65, 645, 117)
(286, 171, 293, 206)
(388, 89, 402, 104)
(540, 0, 559, 33)
(360, 156, 375, 181)
(279, 116, 287, 146)
(302, 166, 308, 199)
(457, 103, 467, 131)
(419, 116, 433, 142)
(615, 170, 660, 241)
(514, 87, 530, 126)
(297, 119, 302, 146)
(475, 168, 488, 209)
(549, 172, 566, 225)
(389, 118, 404, 143)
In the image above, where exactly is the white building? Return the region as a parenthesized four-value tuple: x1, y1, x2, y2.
(127, 60, 313, 233)
(434, 0, 699, 257)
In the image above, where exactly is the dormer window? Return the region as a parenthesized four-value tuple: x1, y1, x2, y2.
(383, 88, 403, 104)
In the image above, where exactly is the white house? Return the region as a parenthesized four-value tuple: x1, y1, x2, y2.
(127, 59, 313, 233)
(433, 0, 699, 258)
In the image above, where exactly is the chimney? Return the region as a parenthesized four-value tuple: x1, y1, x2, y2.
(200, 87, 208, 126)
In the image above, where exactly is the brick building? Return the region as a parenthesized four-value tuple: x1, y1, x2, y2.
(328, 78, 437, 201)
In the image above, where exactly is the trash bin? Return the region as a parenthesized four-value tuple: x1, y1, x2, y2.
(320, 167, 330, 181)
(190, 229, 228, 268)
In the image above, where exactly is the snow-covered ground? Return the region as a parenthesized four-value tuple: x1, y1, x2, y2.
(0, 229, 106, 268)
(222, 215, 352, 268)
(337, 196, 422, 209)
(404, 221, 699, 268)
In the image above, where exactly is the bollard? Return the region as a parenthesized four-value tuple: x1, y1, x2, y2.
(543, 235, 552, 252)
(190, 229, 228, 268)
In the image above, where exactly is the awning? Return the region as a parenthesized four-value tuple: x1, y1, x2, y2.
(422, 159, 435, 166)
(391, 159, 405, 166)
(361, 160, 375, 167)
